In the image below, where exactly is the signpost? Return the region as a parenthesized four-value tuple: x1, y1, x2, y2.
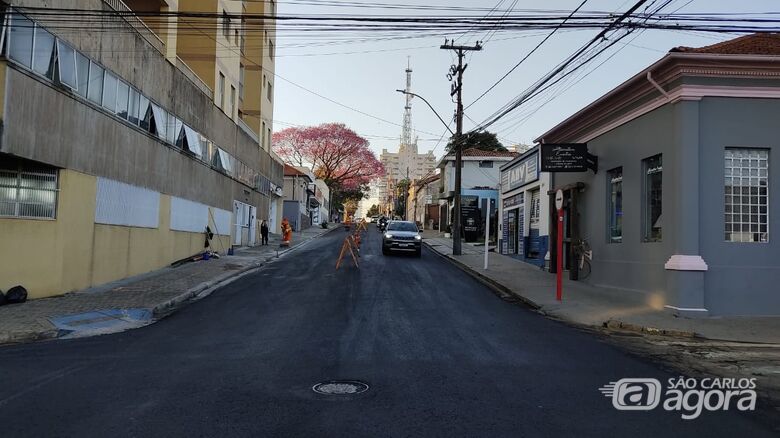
(555, 189, 564, 302)
(540, 143, 598, 173)
(484, 201, 490, 270)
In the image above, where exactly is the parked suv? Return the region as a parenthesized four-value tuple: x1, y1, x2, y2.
(382, 220, 422, 257)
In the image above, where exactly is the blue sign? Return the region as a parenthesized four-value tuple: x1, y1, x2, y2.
(504, 151, 539, 190)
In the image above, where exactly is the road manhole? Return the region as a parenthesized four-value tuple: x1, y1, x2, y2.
(312, 380, 369, 395)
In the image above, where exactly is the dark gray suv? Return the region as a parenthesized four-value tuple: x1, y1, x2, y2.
(382, 220, 422, 257)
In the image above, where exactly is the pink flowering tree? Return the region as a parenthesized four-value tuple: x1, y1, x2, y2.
(273, 123, 384, 212)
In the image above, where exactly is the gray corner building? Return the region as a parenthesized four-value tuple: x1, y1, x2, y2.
(536, 34, 780, 317)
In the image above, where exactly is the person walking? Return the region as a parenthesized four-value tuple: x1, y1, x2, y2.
(260, 220, 269, 245)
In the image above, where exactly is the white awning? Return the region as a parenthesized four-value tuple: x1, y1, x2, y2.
(217, 148, 233, 173)
(183, 125, 202, 158)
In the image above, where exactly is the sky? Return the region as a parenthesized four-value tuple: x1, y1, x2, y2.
(271, 0, 777, 160)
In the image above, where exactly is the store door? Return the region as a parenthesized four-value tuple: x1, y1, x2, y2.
(507, 209, 518, 254)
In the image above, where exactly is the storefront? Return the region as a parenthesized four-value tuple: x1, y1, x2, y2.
(498, 147, 550, 267)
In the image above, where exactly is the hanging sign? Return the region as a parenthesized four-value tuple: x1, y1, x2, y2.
(540, 143, 598, 173)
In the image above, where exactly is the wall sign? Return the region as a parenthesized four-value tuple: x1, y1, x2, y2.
(503, 150, 539, 189)
(540, 143, 598, 173)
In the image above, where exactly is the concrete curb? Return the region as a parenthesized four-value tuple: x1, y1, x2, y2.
(423, 241, 697, 340)
(423, 241, 542, 311)
(0, 228, 334, 347)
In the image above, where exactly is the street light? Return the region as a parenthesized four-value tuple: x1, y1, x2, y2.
(395, 89, 462, 254)
(395, 90, 454, 135)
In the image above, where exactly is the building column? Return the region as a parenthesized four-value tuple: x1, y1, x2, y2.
(665, 99, 708, 317)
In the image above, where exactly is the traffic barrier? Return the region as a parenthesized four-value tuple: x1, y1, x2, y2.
(335, 235, 360, 270)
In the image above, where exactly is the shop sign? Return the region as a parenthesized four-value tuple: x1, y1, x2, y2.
(505, 151, 539, 189)
(540, 143, 598, 173)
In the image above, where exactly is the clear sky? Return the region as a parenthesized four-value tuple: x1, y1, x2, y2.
(272, 0, 777, 160)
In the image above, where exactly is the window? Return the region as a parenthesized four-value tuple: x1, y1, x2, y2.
(267, 80, 273, 102)
(479, 161, 493, 168)
(150, 104, 167, 140)
(32, 25, 55, 78)
(116, 80, 129, 119)
(167, 115, 181, 145)
(239, 64, 245, 101)
(267, 127, 271, 150)
(261, 121, 266, 146)
(8, 14, 34, 68)
(87, 61, 104, 104)
(230, 85, 236, 118)
(75, 51, 89, 98)
(269, 39, 274, 59)
(139, 94, 151, 130)
(0, 161, 58, 219)
(128, 87, 141, 125)
(222, 11, 230, 38)
(102, 71, 117, 112)
(725, 148, 769, 242)
(608, 167, 623, 243)
(234, 29, 239, 46)
(529, 189, 540, 228)
(642, 154, 662, 242)
(56, 40, 77, 89)
(218, 72, 225, 109)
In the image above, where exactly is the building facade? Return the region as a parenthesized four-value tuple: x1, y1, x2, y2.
(409, 173, 440, 230)
(536, 34, 780, 317)
(498, 146, 551, 267)
(0, 2, 282, 299)
(282, 165, 314, 231)
(436, 148, 517, 237)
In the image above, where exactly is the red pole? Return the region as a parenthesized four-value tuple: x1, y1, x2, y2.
(556, 208, 564, 302)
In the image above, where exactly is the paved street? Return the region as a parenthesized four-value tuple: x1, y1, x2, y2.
(0, 226, 775, 437)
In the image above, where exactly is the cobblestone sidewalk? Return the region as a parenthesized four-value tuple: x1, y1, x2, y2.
(0, 226, 336, 345)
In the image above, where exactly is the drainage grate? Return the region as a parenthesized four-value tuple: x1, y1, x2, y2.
(312, 380, 369, 395)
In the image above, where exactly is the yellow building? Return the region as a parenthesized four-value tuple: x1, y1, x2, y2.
(0, 1, 282, 299)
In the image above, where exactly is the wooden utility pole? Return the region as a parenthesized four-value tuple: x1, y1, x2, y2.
(441, 39, 482, 256)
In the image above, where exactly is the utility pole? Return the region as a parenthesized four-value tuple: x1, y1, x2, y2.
(441, 39, 482, 255)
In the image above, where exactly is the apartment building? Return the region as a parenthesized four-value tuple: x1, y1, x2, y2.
(0, 1, 282, 299)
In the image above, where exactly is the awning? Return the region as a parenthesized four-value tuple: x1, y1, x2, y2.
(183, 125, 202, 157)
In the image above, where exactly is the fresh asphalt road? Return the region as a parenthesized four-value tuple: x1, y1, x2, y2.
(0, 225, 774, 437)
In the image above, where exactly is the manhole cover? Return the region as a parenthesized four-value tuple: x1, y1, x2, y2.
(312, 380, 369, 395)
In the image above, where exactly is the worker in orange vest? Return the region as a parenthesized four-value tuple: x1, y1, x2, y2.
(281, 217, 293, 246)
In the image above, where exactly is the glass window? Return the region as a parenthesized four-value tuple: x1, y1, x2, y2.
(218, 72, 225, 109)
(139, 94, 151, 130)
(150, 104, 167, 140)
(479, 161, 493, 168)
(116, 80, 129, 119)
(642, 154, 662, 242)
(239, 64, 245, 100)
(128, 87, 141, 125)
(230, 85, 236, 118)
(529, 189, 540, 229)
(267, 80, 273, 102)
(725, 148, 769, 242)
(75, 51, 89, 98)
(167, 115, 180, 145)
(8, 14, 34, 68)
(102, 71, 117, 112)
(608, 167, 623, 243)
(32, 25, 55, 78)
(56, 40, 77, 89)
(0, 162, 58, 219)
(87, 61, 104, 104)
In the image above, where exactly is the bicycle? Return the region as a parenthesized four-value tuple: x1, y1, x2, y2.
(571, 238, 592, 280)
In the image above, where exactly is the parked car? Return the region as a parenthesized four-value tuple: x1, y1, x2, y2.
(382, 220, 422, 257)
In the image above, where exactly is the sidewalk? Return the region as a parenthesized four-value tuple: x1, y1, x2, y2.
(424, 236, 780, 344)
(0, 225, 336, 345)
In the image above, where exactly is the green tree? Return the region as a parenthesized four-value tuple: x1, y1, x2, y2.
(446, 131, 507, 153)
(367, 204, 381, 217)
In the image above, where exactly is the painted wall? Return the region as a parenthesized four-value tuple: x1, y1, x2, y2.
(0, 169, 231, 299)
(553, 104, 677, 300)
(697, 97, 780, 315)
